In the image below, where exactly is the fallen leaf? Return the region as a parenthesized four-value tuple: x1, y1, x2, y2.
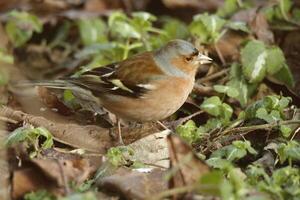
(167, 134, 210, 198)
(98, 167, 167, 200)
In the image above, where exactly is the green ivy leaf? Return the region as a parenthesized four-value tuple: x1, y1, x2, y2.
(280, 125, 292, 137)
(77, 18, 107, 46)
(5, 127, 29, 146)
(271, 63, 295, 88)
(241, 40, 268, 83)
(217, 0, 239, 17)
(161, 17, 189, 40)
(189, 13, 226, 43)
(206, 157, 233, 169)
(132, 12, 156, 22)
(5, 11, 42, 47)
(226, 21, 250, 33)
(200, 96, 222, 117)
(35, 127, 54, 149)
(176, 120, 202, 143)
(221, 102, 233, 121)
(265, 47, 285, 75)
(213, 85, 239, 98)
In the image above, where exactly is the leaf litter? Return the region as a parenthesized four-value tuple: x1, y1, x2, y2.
(1, 0, 300, 199)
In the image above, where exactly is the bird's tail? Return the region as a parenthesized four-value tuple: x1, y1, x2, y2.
(10, 79, 95, 100)
(10, 79, 104, 114)
(13, 79, 75, 90)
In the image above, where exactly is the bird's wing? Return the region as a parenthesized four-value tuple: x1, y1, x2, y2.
(69, 52, 165, 98)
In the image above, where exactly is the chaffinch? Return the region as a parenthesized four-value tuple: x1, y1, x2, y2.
(23, 39, 212, 143)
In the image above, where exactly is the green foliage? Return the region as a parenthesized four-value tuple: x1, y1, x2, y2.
(228, 63, 257, 106)
(74, 11, 170, 69)
(272, 63, 295, 88)
(5, 10, 42, 47)
(266, 141, 300, 165)
(106, 146, 134, 167)
(177, 96, 235, 143)
(241, 40, 268, 83)
(264, 0, 293, 22)
(200, 96, 233, 122)
(0, 48, 14, 64)
(160, 17, 189, 40)
(247, 165, 300, 200)
(6, 126, 54, 158)
(244, 95, 292, 136)
(189, 13, 226, 44)
(217, 0, 241, 17)
(176, 120, 204, 144)
(24, 190, 55, 200)
(209, 140, 257, 162)
(241, 40, 294, 86)
(189, 13, 248, 44)
(77, 18, 107, 46)
(213, 85, 239, 98)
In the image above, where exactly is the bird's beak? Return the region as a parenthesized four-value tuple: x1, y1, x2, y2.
(197, 54, 212, 64)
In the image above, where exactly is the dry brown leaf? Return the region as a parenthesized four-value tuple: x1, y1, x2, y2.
(0, 129, 10, 200)
(98, 167, 167, 200)
(213, 31, 247, 62)
(249, 12, 274, 44)
(32, 157, 94, 187)
(12, 167, 58, 199)
(167, 134, 210, 198)
(128, 130, 170, 168)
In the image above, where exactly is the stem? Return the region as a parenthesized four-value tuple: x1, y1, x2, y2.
(122, 39, 130, 60)
(214, 43, 226, 65)
(197, 68, 230, 83)
(221, 120, 300, 136)
(0, 116, 18, 124)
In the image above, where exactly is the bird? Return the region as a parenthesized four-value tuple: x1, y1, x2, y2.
(18, 39, 212, 144)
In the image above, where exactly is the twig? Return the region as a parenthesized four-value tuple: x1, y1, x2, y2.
(221, 120, 300, 136)
(171, 110, 204, 128)
(0, 116, 18, 124)
(197, 68, 230, 84)
(214, 43, 226, 65)
(193, 84, 214, 96)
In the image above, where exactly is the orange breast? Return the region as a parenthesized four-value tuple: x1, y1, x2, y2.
(100, 76, 195, 122)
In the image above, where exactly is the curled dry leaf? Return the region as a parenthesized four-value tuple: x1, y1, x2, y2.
(232, 8, 274, 44)
(167, 134, 210, 197)
(213, 30, 248, 62)
(249, 12, 274, 44)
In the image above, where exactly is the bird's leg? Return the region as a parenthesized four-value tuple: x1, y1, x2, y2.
(117, 118, 124, 145)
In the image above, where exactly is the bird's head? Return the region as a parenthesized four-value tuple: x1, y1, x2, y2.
(154, 39, 212, 76)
